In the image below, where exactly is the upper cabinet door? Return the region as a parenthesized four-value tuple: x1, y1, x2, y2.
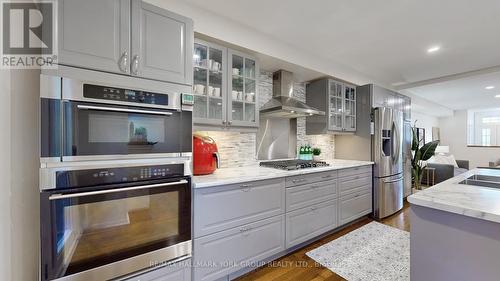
(343, 84, 356, 132)
(328, 80, 344, 131)
(58, 0, 131, 74)
(131, 1, 193, 85)
(227, 49, 259, 128)
(192, 39, 227, 127)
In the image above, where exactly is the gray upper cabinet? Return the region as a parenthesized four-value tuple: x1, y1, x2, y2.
(306, 78, 357, 134)
(57, 0, 193, 85)
(58, 0, 131, 74)
(131, 1, 193, 84)
(192, 42, 259, 131)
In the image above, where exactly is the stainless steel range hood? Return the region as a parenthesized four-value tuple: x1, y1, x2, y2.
(259, 70, 325, 118)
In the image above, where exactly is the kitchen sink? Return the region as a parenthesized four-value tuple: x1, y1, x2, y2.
(459, 174, 500, 189)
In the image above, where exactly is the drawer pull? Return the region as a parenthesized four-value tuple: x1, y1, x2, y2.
(241, 187, 251, 192)
(322, 174, 333, 179)
(292, 179, 306, 183)
(240, 226, 252, 234)
(310, 185, 320, 189)
(310, 206, 317, 211)
(240, 184, 252, 188)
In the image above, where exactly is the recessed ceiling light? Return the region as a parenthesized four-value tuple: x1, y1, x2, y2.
(486, 86, 495, 90)
(495, 95, 500, 98)
(427, 46, 441, 53)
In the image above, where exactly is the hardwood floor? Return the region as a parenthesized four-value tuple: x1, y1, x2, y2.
(236, 201, 410, 281)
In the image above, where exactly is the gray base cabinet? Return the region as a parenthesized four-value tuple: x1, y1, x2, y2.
(285, 199, 337, 248)
(193, 178, 285, 238)
(338, 170, 372, 225)
(193, 215, 285, 281)
(125, 259, 191, 281)
(192, 166, 373, 281)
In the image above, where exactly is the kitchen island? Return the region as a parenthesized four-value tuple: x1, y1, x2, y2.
(408, 168, 500, 281)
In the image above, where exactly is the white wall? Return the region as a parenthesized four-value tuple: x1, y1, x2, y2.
(439, 110, 500, 168)
(10, 70, 40, 281)
(0, 69, 12, 281)
(411, 111, 439, 144)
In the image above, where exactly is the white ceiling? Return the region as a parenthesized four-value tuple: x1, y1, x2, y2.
(183, 0, 500, 111)
(404, 71, 500, 110)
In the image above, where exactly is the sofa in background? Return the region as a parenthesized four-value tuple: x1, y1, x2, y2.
(422, 160, 469, 185)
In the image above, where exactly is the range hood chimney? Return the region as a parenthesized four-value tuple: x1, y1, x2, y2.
(259, 70, 325, 118)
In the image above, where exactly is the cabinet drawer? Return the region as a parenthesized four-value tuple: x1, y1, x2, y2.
(193, 215, 285, 281)
(286, 179, 337, 211)
(125, 258, 191, 281)
(285, 200, 337, 248)
(194, 178, 285, 237)
(339, 174, 372, 197)
(338, 166, 372, 178)
(285, 170, 337, 187)
(339, 191, 372, 225)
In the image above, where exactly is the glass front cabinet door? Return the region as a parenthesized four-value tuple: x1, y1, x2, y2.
(193, 39, 227, 127)
(192, 40, 259, 130)
(343, 83, 356, 132)
(228, 49, 259, 128)
(327, 79, 356, 132)
(328, 80, 344, 131)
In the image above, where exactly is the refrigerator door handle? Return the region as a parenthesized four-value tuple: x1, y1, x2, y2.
(392, 121, 401, 166)
(383, 176, 404, 184)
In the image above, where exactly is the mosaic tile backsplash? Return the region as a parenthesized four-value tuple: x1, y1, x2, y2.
(196, 71, 335, 168)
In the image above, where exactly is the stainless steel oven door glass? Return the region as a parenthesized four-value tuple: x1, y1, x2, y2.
(57, 78, 192, 162)
(62, 101, 190, 160)
(40, 179, 191, 281)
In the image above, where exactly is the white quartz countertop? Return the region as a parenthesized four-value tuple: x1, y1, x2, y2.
(193, 159, 374, 188)
(408, 168, 500, 224)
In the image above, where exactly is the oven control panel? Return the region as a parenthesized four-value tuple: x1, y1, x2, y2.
(83, 84, 169, 105)
(55, 164, 184, 189)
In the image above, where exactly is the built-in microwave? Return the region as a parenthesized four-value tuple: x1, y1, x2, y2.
(40, 71, 193, 163)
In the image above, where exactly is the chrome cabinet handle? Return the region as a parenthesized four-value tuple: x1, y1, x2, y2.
(77, 105, 173, 116)
(118, 51, 128, 73)
(292, 179, 306, 183)
(228, 121, 232, 125)
(131, 55, 140, 75)
(222, 120, 227, 125)
(49, 180, 188, 200)
(310, 206, 317, 211)
(240, 226, 252, 234)
(241, 186, 251, 192)
(310, 185, 319, 189)
(322, 175, 332, 179)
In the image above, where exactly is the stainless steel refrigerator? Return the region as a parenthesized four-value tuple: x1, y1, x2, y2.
(335, 84, 411, 219)
(372, 107, 404, 219)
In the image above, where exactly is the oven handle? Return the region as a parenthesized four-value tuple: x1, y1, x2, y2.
(77, 104, 173, 116)
(48, 179, 188, 200)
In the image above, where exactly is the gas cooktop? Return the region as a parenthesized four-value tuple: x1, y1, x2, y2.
(259, 160, 330, 171)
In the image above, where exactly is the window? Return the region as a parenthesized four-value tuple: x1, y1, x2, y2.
(481, 128, 491, 146)
(467, 109, 500, 146)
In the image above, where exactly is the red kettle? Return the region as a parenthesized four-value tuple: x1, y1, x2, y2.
(193, 134, 220, 175)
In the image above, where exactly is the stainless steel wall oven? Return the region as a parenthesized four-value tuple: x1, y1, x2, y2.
(40, 73, 193, 163)
(40, 161, 192, 281)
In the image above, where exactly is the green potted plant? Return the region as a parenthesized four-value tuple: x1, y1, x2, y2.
(411, 122, 439, 190)
(312, 148, 321, 161)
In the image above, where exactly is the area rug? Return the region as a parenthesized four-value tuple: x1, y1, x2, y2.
(306, 222, 410, 281)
